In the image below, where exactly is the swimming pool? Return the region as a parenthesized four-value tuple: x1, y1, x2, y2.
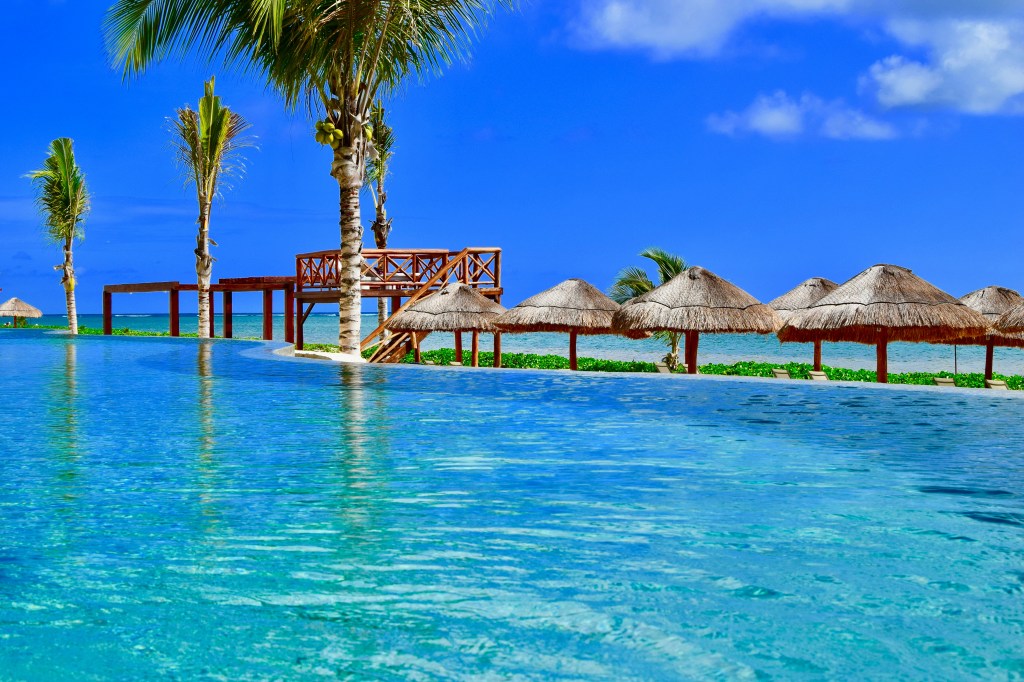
(2, 331, 1023, 679)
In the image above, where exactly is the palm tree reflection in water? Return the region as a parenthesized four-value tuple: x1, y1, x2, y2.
(196, 341, 220, 533)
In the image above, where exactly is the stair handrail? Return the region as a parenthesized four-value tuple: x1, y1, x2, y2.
(360, 248, 472, 351)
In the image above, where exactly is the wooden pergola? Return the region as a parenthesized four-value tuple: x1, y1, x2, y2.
(102, 276, 295, 341)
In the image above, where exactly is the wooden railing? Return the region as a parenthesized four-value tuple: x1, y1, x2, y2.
(296, 247, 501, 294)
(359, 248, 474, 352)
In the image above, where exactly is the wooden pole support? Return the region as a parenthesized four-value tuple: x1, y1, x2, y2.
(454, 332, 463, 364)
(223, 292, 233, 338)
(985, 340, 995, 381)
(262, 289, 273, 340)
(493, 333, 502, 368)
(685, 331, 700, 374)
(208, 291, 216, 338)
(169, 289, 180, 337)
(284, 285, 294, 343)
(569, 331, 578, 371)
(102, 291, 112, 335)
(471, 331, 480, 367)
(876, 337, 888, 383)
(813, 339, 823, 372)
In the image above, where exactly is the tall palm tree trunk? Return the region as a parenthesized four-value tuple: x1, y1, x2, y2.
(195, 201, 213, 339)
(335, 147, 364, 355)
(62, 237, 78, 335)
(373, 176, 391, 334)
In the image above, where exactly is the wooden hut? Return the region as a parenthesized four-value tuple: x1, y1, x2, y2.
(945, 286, 1024, 380)
(778, 264, 990, 383)
(769, 278, 838, 371)
(493, 279, 619, 370)
(386, 283, 506, 367)
(0, 298, 43, 328)
(612, 266, 782, 374)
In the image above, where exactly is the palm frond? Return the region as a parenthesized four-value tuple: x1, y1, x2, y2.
(608, 266, 655, 304)
(639, 246, 687, 286)
(25, 138, 90, 243)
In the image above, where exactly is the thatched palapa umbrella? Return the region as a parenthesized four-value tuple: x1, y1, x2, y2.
(769, 277, 838, 371)
(386, 284, 505, 367)
(0, 297, 43, 328)
(613, 266, 782, 374)
(994, 296, 1024, 347)
(947, 286, 1024, 380)
(778, 264, 990, 383)
(493, 278, 619, 370)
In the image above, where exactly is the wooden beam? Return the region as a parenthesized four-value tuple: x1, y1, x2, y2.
(208, 292, 215, 338)
(471, 331, 480, 367)
(493, 333, 502, 368)
(455, 332, 463, 363)
(104, 281, 180, 294)
(569, 331, 578, 371)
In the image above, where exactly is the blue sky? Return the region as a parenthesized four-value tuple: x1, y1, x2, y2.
(2, 0, 1023, 314)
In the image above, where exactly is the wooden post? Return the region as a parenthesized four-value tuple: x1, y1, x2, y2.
(813, 339, 823, 372)
(471, 331, 480, 367)
(876, 337, 888, 383)
(493, 333, 502, 368)
(284, 284, 294, 344)
(685, 331, 699, 374)
(262, 289, 273, 340)
(391, 296, 402, 320)
(102, 291, 112, 335)
(223, 292, 233, 338)
(569, 331, 578, 371)
(169, 289, 180, 337)
(985, 340, 995, 381)
(454, 332, 463, 364)
(208, 292, 215, 338)
(413, 332, 422, 364)
(295, 301, 304, 350)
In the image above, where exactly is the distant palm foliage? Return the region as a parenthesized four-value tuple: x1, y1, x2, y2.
(610, 247, 688, 369)
(26, 138, 90, 334)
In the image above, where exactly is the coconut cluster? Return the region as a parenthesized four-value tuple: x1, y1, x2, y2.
(314, 120, 344, 149)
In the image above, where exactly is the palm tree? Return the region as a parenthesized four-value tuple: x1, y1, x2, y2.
(609, 248, 688, 370)
(105, 0, 515, 355)
(26, 138, 90, 335)
(366, 101, 395, 331)
(171, 76, 253, 339)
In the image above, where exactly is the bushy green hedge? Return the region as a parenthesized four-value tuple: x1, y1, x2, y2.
(403, 348, 657, 373)
(700, 361, 1024, 389)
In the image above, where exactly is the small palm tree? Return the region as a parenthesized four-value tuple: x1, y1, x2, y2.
(171, 76, 252, 339)
(366, 101, 396, 331)
(26, 138, 90, 335)
(610, 248, 688, 370)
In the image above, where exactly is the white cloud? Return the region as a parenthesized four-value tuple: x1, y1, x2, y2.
(578, 1, 1024, 116)
(579, 0, 850, 57)
(708, 91, 898, 140)
(863, 19, 1024, 114)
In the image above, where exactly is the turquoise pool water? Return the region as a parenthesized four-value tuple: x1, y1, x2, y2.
(2, 331, 1023, 680)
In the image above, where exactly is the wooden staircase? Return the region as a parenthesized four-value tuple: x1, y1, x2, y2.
(360, 248, 474, 363)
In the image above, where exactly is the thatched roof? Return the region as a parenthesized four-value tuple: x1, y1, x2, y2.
(612, 266, 782, 334)
(946, 286, 1024, 347)
(493, 278, 619, 335)
(768, 277, 838, 322)
(386, 284, 506, 332)
(0, 297, 42, 319)
(778, 264, 990, 344)
(995, 301, 1024, 335)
